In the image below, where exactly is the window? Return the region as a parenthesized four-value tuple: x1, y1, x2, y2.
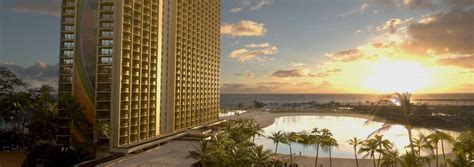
(65, 9, 75, 14)
(64, 42, 74, 48)
(100, 57, 113, 64)
(102, 5, 113, 11)
(101, 31, 113, 37)
(64, 17, 75, 23)
(64, 34, 75, 40)
(101, 40, 113, 46)
(63, 59, 73, 65)
(101, 14, 113, 20)
(64, 25, 75, 31)
(61, 76, 72, 82)
(101, 22, 113, 28)
(63, 50, 74, 57)
(61, 66, 72, 73)
(101, 48, 113, 55)
(98, 66, 112, 73)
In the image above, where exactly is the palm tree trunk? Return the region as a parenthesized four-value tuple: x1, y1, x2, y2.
(274, 142, 279, 164)
(329, 146, 332, 167)
(441, 139, 447, 167)
(377, 145, 382, 167)
(354, 148, 359, 167)
(435, 143, 439, 167)
(372, 155, 376, 167)
(407, 128, 416, 166)
(289, 144, 293, 166)
(315, 145, 319, 167)
(275, 142, 279, 154)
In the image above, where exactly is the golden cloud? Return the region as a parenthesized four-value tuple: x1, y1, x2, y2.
(221, 20, 267, 37)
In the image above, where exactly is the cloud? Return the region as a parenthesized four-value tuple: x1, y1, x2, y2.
(371, 0, 474, 9)
(229, 7, 243, 13)
(441, 0, 474, 6)
(318, 81, 332, 88)
(0, 61, 59, 90)
(325, 49, 366, 62)
(377, 18, 413, 33)
(251, 0, 272, 10)
(221, 20, 267, 37)
(229, 0, 273, 13)
(235, 72, 255, 78)
(407, 8, 474, 56)
(257, 81, 290, 86)
(337, 3, 370, 18)
(228, 43, 278, 62)
(221, 82, 287, 93)
(311, 69, 342, 77)
(270, 69, 341, 78)
(361, 3, 370, 12)
(290, 63, 305, 67)
(3, 0, 61, 17)
(271, 69, 309, 77)
(437, 56, 474, 69)
(245, 43, 272, 48)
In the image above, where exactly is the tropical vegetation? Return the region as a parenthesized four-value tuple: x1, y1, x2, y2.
(0, 67, 110, 166)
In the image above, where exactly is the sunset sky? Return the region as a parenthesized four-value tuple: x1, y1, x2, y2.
(0, 0, 473, 93)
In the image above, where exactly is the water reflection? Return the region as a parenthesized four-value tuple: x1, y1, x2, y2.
(254, 116, 457, 158)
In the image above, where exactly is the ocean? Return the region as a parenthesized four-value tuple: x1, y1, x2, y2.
(220, 93, 474, 108)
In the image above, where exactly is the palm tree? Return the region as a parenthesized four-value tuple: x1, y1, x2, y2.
(448, 153, 474, 167)
(432, 131, 454, 167)
(324, 137, 339, 167)
(426, 133, 441, 167)
(0, 92, 32, 131)
(250, 123, 264, 143)
(409, 136, 430, 156)
(373, 135, 393, 167)
(359, 138, 379, 167)
(297, 131, 316, 158)
(319, 128, 337, 167)
(398, 151, 430, 167)
(347, 137, 363, 167)
(250, 145, 274, 167)
(267, 130, 285, 155)
(187, 140, 215, 166)
(283, 132, 301, 166)
(28, 102, 59, 143)
(59, 96, 90, 144)
(312, 128, 322, 167)
(368, 93, 419, 166)
(453, 129, 474, 161)
(380, 149, 399, 167)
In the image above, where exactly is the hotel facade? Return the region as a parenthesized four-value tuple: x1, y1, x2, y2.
(57, 0, 220, 152)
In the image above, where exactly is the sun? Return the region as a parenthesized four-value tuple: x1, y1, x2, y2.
(363, 60, 432, 93)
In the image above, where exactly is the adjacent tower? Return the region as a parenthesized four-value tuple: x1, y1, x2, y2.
(58, 0, 220, 152)
(160, 0, 221, 133)
(58, 0, 164, 149)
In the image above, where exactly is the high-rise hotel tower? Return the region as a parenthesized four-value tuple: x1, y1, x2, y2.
(58, 0, 220, 152)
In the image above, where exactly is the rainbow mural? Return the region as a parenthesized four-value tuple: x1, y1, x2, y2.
(72, 0, 99, 143)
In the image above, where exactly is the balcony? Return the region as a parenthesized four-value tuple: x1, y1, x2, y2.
(63, 2, 75, 7)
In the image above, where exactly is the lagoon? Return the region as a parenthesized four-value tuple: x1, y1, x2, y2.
(254, 115, 457, 158)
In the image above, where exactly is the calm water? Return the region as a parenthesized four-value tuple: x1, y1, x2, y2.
(254, 116, 457, 158)
(221, 93, 474, 108)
